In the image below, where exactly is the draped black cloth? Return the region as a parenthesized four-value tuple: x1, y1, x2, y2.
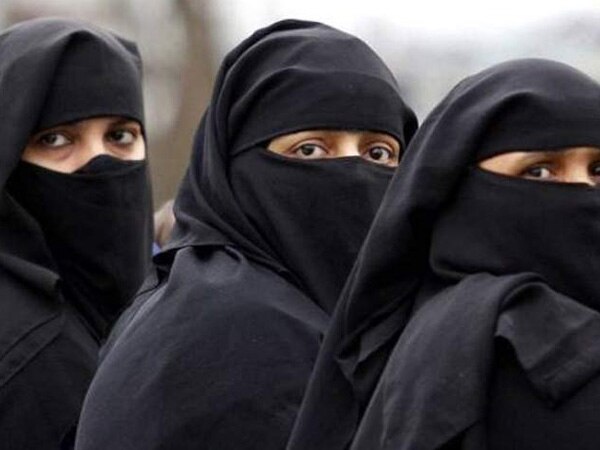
(0, 18, 151, 449)
(75, 19, 416, 450)
(287, 59, 600, 450)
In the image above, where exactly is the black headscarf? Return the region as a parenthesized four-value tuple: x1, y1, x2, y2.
(288, 59, 600, 450)
(0, 17, 151, 448)
(75, 19, 416, 450)
(164, 18, 417, 313)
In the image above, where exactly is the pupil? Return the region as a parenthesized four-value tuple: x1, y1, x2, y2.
(300, 146, 314, 156)
(370, 148, 384, 160)
(45, 135, 58, 144)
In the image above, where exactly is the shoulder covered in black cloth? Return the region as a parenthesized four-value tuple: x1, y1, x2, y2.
(76, 246, 328, 450)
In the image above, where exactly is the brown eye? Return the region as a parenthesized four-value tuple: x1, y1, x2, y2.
(38, 132, 71, 148)
(522, 165, 552, 179)
(363, 145, 395, 166)
(589, 162, 600, 185)
(291, 143, 328, 159)
(590, 162, 600, 176)
(108, 129, 136, 145)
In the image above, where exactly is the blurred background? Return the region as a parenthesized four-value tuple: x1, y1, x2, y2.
(2, 0, 600, 205)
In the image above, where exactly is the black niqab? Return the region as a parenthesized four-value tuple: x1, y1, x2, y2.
(288, 59, 600, 450)
(0, 17, 151, 449)
(230, 148, 396, 312)
(8, 156, 151, 337)
(430, 168, 600, 310)
(75, 19, 416, 450)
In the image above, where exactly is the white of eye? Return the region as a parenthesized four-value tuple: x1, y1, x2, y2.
(40, 132, 71, 148)
(524, 166, 552, 179)
(365, 146, 393, 164)
(292, 143, 327, 158)
(109, 130, 136, 145)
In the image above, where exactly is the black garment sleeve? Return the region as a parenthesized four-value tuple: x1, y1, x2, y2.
(0, 309, 97, 450)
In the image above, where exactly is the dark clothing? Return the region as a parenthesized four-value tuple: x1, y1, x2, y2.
(348, 274, 600, 449)
(0, 18, 150, 449)
(0, 289, 96, 450)
(76, 247, 328, 450)
(0, 253, 99, 450)
(487, 342, 600, 450)
(75, 19, 416, 450)
(288, 59, 600, 450)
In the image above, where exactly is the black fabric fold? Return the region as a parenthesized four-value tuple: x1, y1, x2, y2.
(350, 276, 600, 450)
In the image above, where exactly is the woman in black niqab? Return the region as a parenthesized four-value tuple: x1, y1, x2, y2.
(0, 18, 152, 449)
(74, 19, 416, 450)
(287, 59, 600, 450)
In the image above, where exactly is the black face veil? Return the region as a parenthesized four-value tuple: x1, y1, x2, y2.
(165, 19, 417, 313)
(0, 18, 152, 338)
(287, 59, 600, 450)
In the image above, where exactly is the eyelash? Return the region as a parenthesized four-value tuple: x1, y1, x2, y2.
(364, 145, 396, 161)
(107, 128, 138, 145)
(290, 142, 327, 156)
(520, 163, 551, 177)
(38, 133, 67, 146)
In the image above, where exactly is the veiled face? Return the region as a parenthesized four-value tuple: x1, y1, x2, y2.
(22, 116, 145, 173)
(479, 147, 600, 186)
(268, 130, 401, 167)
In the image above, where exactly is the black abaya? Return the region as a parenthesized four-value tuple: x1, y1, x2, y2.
(0, 18, 151, 449)
(288, 59, 600, 450)
(75, 19, 416, 450)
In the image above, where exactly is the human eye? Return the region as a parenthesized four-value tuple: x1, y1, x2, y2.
(362, 144, 397, 166)
(107, 128, 137, 146)
(36, 131, 72, 148)
(289, 142, 328, 159)
(589, 161, 600, 185)
(519, 164, 553, 180)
